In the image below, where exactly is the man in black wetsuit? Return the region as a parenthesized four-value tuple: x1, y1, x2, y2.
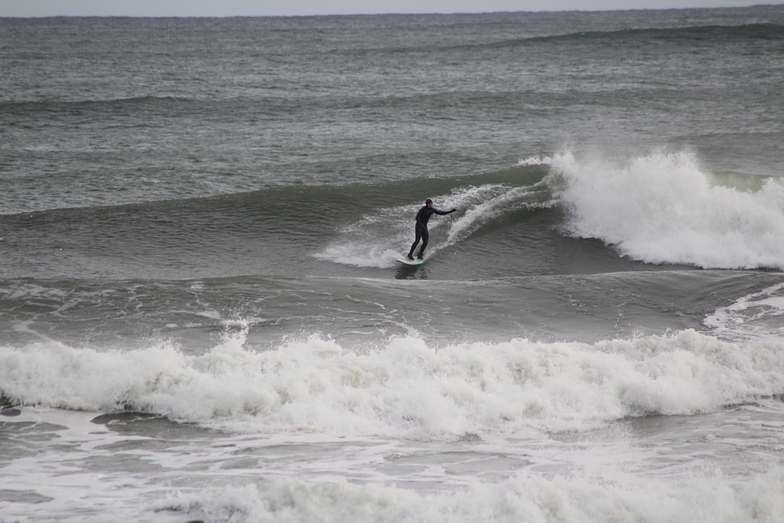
(407, 199, 457, 260)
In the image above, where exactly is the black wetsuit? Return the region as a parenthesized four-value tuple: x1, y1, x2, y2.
(407, 205, 456, 259)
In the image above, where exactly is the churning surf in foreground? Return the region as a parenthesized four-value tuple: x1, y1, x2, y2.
(2, 6, 784, 523)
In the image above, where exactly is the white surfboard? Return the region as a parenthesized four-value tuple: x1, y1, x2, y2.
(396, 257, 424, 266)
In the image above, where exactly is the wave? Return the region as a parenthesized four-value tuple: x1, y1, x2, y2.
(2, 329, 784, 438)
(160, 467, 784, 523)
(571, 23, 784, 41)
(6, 145, 784, 279)
(550, 149, 784, 270)
(328, 21, 784, 57)
(488, 23, 784, 49)
(315, 148, 784, 272)
(0, 95, 198, 112)
(4, 148, 782, 277)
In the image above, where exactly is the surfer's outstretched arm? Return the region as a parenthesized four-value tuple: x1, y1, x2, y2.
(434, 208, 457, 215)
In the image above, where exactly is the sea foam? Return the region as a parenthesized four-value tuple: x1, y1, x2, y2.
(551, 150, 784, 269)
(2, 329, 784, 438)
(160, 466, 784, 523)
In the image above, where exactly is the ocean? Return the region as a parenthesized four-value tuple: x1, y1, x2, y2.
(2, 6, 784, 522)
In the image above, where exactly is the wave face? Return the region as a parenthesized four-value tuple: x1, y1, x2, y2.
(1, 150, 783, 282)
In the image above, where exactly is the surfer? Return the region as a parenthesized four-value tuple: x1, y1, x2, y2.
(407, 199, 457, 260)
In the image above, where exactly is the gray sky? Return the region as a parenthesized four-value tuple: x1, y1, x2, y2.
(0, 0, 778, 17)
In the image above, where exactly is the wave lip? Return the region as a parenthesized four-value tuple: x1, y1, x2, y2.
(551, 149, 784, 270)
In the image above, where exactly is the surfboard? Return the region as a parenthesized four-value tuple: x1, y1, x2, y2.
(396, 257, 424, 266)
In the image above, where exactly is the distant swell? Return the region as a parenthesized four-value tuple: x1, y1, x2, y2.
(0, 95, 198, 112)
(491, 23, 784, 48)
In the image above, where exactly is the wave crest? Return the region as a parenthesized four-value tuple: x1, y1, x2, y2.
(550, 149, 784, 269)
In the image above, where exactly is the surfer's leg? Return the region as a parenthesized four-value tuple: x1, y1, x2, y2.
(418, 228, 429, 258)
(408, 226, 423, 258)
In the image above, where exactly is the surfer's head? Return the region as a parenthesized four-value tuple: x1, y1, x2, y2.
(425, 199, 433, 207)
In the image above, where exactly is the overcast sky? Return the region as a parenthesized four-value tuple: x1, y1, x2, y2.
(0, 0, 778, 17)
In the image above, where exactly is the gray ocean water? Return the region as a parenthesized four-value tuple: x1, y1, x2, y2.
(2, 7, 784, 522)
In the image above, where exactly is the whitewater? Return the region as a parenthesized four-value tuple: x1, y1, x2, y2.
(4, 328, 784, 436)
(4, 327, 784, 522)
(553, 150, 784, 270)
